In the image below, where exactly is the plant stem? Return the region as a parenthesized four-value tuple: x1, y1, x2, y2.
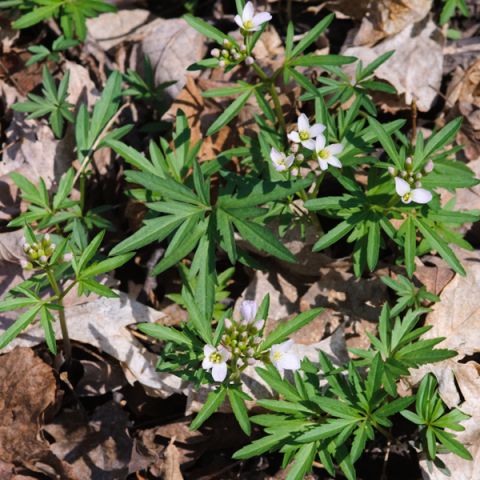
(79, 172, 86, 213)
(46, 269, 72, 362)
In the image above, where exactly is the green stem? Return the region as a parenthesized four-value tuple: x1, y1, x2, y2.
(298, 188, 323, 234)
(46, 269, 72, 362)
(79, 172, 86, 213)
(268, 82, 286, 136)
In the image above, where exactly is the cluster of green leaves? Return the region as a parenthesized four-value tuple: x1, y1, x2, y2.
(186, 13, 355, 135)
(26, 36, 79, 66)
(440, 0, 469, 25)
(0, 0, 116, 41)
(12, 67, 73, 138)
(0, 228, 132, 353)
(305, 116, 479, 277)
(106, 110, 313, 309)
(233, 304, 466, 480)
(139, 291, 322, 435)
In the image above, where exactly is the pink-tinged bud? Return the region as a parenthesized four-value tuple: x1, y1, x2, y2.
(415, 173, 422, 179)
(39, 255, 48, 263)
(290, 143, 299, 153)
(247, 358, 256, 365)
(254, 320, 265, 331)
(233, 52, 240, 60)
(291, 167, 299, 176)
(20, 259, 28, 269)
(23, 243, 30, 252)
(240, 44, 246, 52)
(224, 318, 232, 329)
(254, 337, 262, 345)
(415, 181, 422, 188)
(424, 160, 434, 173)
(221, 49, 228, 56)
(44, 233, 50, 242)
(400, 171, 407, 177)
(296, 154, 304, 162)
(406, 157, 412, 166)
(211, 48, 220, 57)
(387, 166, 396, 176)
(219, 60, 226, 68)
(236, 358, 244, 367)
(245, 56, 254, 65)
(50, 243, 56, 250)
(247, 348, 254, 356)
(63, 252, 73, 262)
(223, 38, 231, 47)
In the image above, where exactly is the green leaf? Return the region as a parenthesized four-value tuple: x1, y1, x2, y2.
(0, 305, 41, 349)
(286, 442, 316, 480)
(367, 220, 380, 272)
(13, 4, 60, 29)
(423, 118, 462, 159)
(290, 54, 356, 67)
(434, 429, 472, 460)
(404, 216, 416, 278)
(312, 220, 354, 251)
(414, 218, 465, 275)
(291, 14, 334, 57)
(261, 308, 323, 350)
(231, 215, 296, 263)
(368, 117, 401, 168)
(40, 306, 57, 354)
(297, 419, 355, 443)
(228, 388, 251, 435)
(207, 90, 252, 136)
(233, 432, 289, 459)
(77, 231, 105, 273)
(138, 323, 193, 347)
(81, 253, 134, 277)
(184, 14, 230, 44)
(190, 387, 227, 430)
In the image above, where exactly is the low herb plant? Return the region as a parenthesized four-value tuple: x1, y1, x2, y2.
(0, 0, 476, 477)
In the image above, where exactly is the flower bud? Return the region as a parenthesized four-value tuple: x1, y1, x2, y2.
(211, 48, 220, 57)
(39, 255, 48, 264)
(240, 44, 247, 52)
(406, 157, 412, 166)
(424, 160, 434, 173)
(224, 318, 232, 329)
(247, 357, 256, 365)
(296, 154, 304, 162)
(290, 143, 299, 153)
(387, 166, 396, 176)
(415, 181, 422, 188)
(218, 60, 226, 68)
(254, 320, 265, 331)
(245, 56, 254, 65)
(223, 38, 231, 48)
(44, 233, 50, 242)
(291, 167, 299, 176)
(23, 243, 30, 253)
(233, 52, 240, 60)
(415, 173, 422, 179)
(400, 170, 407, 177)
(63, 252, 73, 262)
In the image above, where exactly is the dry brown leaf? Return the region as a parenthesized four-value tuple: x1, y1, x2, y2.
(160, 440, 184, 480)
(0, 348, 77, 478)
(408, 250, 480, 478)
(0, 292, 183, 397)
(344, 20, 443, 112)
(44, 401, 133, 479)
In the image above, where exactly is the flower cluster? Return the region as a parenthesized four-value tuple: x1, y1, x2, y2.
(202, 300, 300, 382)
(270, 113, 344, 174)
(211, 39, 252, 68)
(235, 2, 271, 34)
(389, 158, 434, 205)
(21, 233, 56, 270)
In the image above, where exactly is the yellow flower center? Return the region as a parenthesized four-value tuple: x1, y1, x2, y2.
(209, 352, 223, 363)
(318, 149, 329, 159)
(243, 19, 254, 30)
(272, 351, 283, 361)
(402, 192, 411, 202)
(299, 131, 310, 141)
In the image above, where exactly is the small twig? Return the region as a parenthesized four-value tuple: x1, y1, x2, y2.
(411, 99, 417, 145)
(73, 101, 131, 185)
(380, 439, 392, 480)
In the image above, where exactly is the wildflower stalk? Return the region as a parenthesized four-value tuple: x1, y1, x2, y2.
(46, 268, 72, 361)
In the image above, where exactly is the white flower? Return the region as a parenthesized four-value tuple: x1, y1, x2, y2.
(287, 114, 326, 150)
(270, 340, 301, 375)
(202, 345, 231, 382)
(315, 136, 343, 171)
(240, 300, 257, 324)
(394, 177, 432, 204)
(234, 1, 272, 32)
(270, 147, 294, 172)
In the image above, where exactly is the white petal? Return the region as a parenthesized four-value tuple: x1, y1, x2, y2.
(252, 12, 272, 27)
(287, 131, 300, 143)
(285, 154, 295, 167)
(218, 345, 231, 361)
(309, 123, 326, 137)
(204, 344, 215, 356)
(211, 362, 228, 382)
(278, 339, 294, 352)
(411, 188, 432, 204)
(318, 159, 328, 171)
(234, 14, 243, 28)
(315, 135, 326, 151)
(298, 113, 309, 132)
(240, 300, 257, 323)
(243, 1, 254, 21)
(327, 143, 343, 155)
(278, 352, 301, 371)
(270, 147, 283, 162)
(254, 320, 265, 331)
(395, 177, 410, 197)
(202, 358, 213, 369)
(274, 163, 287, 172)
(327, 156, 342, 168)
(302, 138, 316, 150)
